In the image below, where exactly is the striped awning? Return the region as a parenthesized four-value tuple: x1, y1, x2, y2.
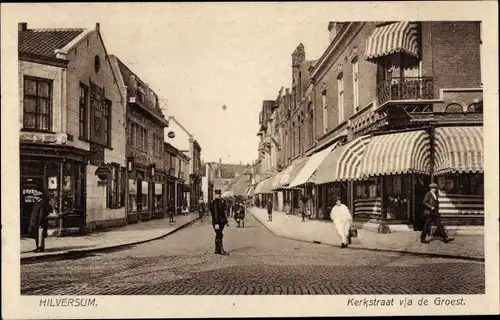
(288, 142, 340, 188)
(359, 130, 431, 177)
(365, 21, 420, 62)
(277, 158, 308, 188)
(310, 135, 371, 184)
(434, 126, 483, 175)
(253, 179, 267, 195)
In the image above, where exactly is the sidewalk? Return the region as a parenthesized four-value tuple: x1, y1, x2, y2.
(250, 207, 484, 261)
(21, 212, 200, 262)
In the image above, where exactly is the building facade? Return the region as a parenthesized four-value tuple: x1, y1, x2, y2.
(254, 21, 483, 232)
(110, 56, 169, 223)
(189, 139, 203, 211)
(19, 23, 127, 235)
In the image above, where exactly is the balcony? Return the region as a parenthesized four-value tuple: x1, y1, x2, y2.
(377, 77, 434, 106)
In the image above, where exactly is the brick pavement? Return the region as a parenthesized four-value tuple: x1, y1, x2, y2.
(21, 215, 484, 295)
(249, 207, 484, 260)
(20, 212, 200, 260)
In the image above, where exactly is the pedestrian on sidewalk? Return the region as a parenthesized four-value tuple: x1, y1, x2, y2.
(330, 197, 353, 248)
(211, 189, 229, 255)
(168, 201, 175, 223)
(266, 198, 273, 222)
(299, 191, 308, 222)
(28, 187, 52, 253)
(198, 196, 205, 222)
(420, 183, 455, 244)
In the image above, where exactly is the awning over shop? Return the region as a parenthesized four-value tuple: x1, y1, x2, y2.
(310, 135, 371, 184)
(288, 142, 340, 188)
(245, 185, 255, 197)
(365, 21, 420, 62)
(359, 130, 431, 177)
(280, 158, 309, 189)
(253, 178, 267, 195)
(222, 190, 233, 198)
(434, 126, 483, 175)
(260, 175, 276, 194)
(271, 171, 285, 190)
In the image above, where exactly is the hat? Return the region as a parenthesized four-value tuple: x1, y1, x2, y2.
(429, 183, 438, 188)
(215, 189, 221, 195)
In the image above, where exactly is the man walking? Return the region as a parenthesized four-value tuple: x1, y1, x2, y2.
(211, 189, 229, 255)
(420, 183, 455, 244)
(266, 198, 273, 222)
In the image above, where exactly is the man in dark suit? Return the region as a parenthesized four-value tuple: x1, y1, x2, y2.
(420, 183, 455, 244)
(211, 189, 229, 255)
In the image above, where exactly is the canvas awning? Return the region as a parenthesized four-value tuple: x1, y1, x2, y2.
(260, 174, 277, 194)
(434, 126, 483, 175)
(288, 142, 340, 188)
(253, 178, 267, 195)
(365, 21, 420, 62)
(359, 130, 431, 177)
(310, 135, 371, 184)
(270, 171, 285, 191)
(279, 158, 309, 188)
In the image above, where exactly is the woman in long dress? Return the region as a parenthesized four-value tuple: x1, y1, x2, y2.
(28, 187, 52, 252)
(330, 197, 353, 248)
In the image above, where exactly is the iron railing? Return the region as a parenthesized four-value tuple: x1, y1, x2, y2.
(377, 77, 434, 105)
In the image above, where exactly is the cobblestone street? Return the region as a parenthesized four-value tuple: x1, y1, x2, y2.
(21, 216, 485, 295)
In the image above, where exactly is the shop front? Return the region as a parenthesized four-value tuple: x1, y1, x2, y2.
(152, 173, 166, 219)
(279, 158, 309, 215)
(433, 126, 484, 225)
(128, 167, 152, 222)
(252, 178, 267, 208)
(20, 144, 91, 236)
(288, 142, 340, 219)
(358, 130, 432, 230)
(310, 135, 371, 221)
(270, 171, 284, 211)
(166, 176, 176, 212)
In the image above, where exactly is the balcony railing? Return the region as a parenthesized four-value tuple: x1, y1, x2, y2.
(377, 77, 434, 105)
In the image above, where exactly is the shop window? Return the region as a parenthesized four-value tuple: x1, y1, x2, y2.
(62, 162, 75, 212)
(23, 76, 52, 132)
(79, 83, 89, 139)
(141, 180, 149, 211)
(437, 173, 483, 196)
(154, 180, 164, 211)
(355, 179, 379, 199)
(107, 163, 121, 209)
(128, 179, 138, 212)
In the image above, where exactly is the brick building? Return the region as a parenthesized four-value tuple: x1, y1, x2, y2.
(19, 23, 127, 235)
(254, 21, 483, 232)
(110, 56, 169, 223)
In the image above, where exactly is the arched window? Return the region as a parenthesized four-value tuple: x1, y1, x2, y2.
(467, 103, 482, 113)
(445, 103, 463, 113)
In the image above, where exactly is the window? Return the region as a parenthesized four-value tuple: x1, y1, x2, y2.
(154, 135, 163, 157)
(79, 83, 89, 139)
(337, 73, 344, 123)
(104, 99, 112, 147)
(107, 163, 121, 208)
(94, 55, 101, 74)
(23, 77, 52, 131)
(322, 90, 328, 133)
(130, 122, 147, 151)
(352, 57, 359, 112)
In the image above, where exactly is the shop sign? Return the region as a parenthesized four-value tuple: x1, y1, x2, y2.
(48, 177, 58, 190)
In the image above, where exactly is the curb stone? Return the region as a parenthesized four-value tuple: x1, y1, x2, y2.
(21, 216, 201, 264)
(250, 210, 484, 263)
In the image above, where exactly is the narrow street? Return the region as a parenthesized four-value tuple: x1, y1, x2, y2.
(21, 215, 484, 295)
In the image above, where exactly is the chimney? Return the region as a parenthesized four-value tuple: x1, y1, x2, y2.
(18, 23, 27, 32)
(328, 22, 337, 43)
(96, 23, 100, 33)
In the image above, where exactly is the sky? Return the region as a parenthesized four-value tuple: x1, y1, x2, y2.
(8, 3, 330, 164)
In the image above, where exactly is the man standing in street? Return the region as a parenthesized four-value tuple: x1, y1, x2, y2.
(266, 198, 273, 222)
(211, 189, 229, 255)
(420, 183, 455, 244)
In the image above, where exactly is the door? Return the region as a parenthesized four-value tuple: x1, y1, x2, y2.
(20, 177, 43, 236)
(413, 175, 430, 231)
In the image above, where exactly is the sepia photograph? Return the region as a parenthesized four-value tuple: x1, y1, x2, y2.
(1, 1, 499, 319)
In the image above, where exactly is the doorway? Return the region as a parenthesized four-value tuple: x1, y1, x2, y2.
(20, 176, 44, 236)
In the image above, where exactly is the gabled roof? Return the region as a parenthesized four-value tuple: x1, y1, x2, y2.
(110, 55, 168, 125)
(18, 28, 85, 58)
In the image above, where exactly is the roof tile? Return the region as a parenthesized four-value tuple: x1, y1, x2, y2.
(18, 29, 85, 58)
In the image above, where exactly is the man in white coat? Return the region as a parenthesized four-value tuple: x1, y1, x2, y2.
(330, 197, 353, 248)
